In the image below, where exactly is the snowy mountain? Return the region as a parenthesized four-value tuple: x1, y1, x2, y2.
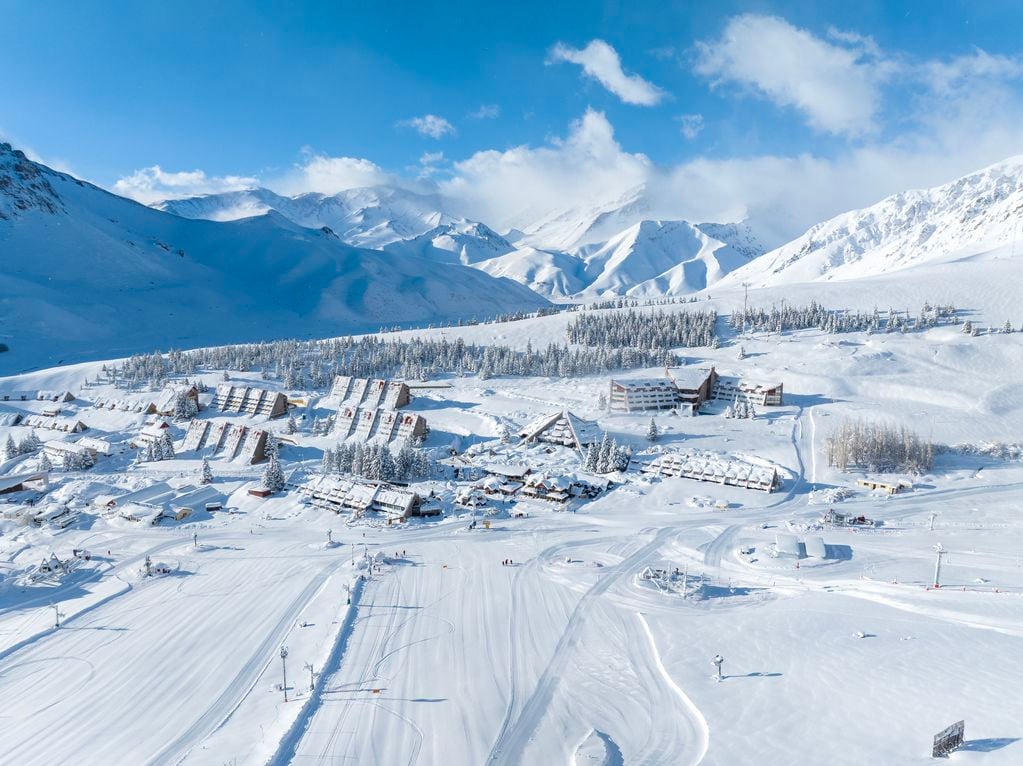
(472, 219, 762, 299)
(573, 219, 761, 297)
(159, 185, 458, 250)
(382, 219, 516, 265)
(0, 144, 547, 373)
(719, 156, 1023, 288)
(474, 247, 590, 298)
(514, 184, 653, 251)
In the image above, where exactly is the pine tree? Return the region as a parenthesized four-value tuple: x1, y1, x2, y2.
(646, 418, 659, 443)
(584, 443, 598, 472)
(2, 434, 17, 461)
(19, 430, 41, 454)
(38, 451, 52, 472)
(596, 432, 613, 473)
(321, 448, 334, 475)
(261, 452, 285, 492)
(597, 392, 607, 411)
(159, 431, 175, 460)
(286, 414, 298, 435)
(200, 457, 213, 485)
(150, 439, 163, 461)
(498, 423, 511, 444)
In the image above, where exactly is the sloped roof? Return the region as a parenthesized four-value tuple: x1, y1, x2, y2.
(518, 409, 600, 449)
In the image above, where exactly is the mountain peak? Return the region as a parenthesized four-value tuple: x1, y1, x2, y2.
(0, 143, 64, 219)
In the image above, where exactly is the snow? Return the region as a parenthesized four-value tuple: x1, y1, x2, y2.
(4, 150, 1023, 765)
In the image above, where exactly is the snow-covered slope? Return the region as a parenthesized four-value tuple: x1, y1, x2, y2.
(720, 156, 1023, 288)
(575, 220, 761, 297)
(514, 184, 653, 251)
(475, 247, 590, 298)
(0, 144, 547, 373)
(160, 185, 458, 249)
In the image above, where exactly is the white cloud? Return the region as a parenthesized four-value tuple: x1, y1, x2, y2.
(442, 109, 651, 231)
(113, 166, 258, 205)
(397, 114, 456, 139)
(923, 49, 1023, 95)
(469, 104, 501, 119)
(695, 14, 889, 136)
(677, 113, 704, 140)
(275, 153, 393, 196)
(550, 39, 666, 106)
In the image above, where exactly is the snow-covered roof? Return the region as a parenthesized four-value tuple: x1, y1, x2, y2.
(611, 378, 676, 390)
(666, 366, 715, 391)
(484, 463, 530, 479)
(518, 410, 601, 450)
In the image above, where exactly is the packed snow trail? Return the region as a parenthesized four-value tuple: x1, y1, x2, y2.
(488, 525, 681, 765)
(636, 613, 709, 765)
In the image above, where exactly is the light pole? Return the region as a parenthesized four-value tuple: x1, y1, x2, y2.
(52, 604, 65, 628)
(933, 543, 946, 588)
(280, 645, 290, 702)
(712, 654, 724, 682)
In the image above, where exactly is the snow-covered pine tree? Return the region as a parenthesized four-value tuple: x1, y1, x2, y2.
(38, 451, 52, 472)
(597, 392, 607, 411)
(378, 447, 396, 481)
(19, 430, 41, 454)
(2, 434, 17, 461)
(646, 418, 659, 443)
(498, 423, 511, 444)
(395, 441, 414, 479)
(261, 452, 285, 492)
(286, 414, 298, 435)
(200, 457, 213, 485)
(596, 432, 613, 473)
(159, 431, 176, 460)
(584, 443, 598, 471)
(150, 439, 163, 462)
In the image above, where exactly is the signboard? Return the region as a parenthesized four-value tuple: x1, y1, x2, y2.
(932, 720, 965, 758)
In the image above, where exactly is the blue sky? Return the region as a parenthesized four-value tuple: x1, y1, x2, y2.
(4, 1, 1023, 241)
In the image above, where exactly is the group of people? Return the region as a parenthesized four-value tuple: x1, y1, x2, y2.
(501, 558, 515, 566)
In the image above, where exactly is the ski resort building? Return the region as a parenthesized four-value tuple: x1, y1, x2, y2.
(180, 419, 271, 463)
(330, 376, 411, 410)
(518, 410, 601, 451)
(0, 390, 74, 403)
(640, 451, 777, 492)
(711, 375, 784, 406)
(609, 378, 680, 413)
(91, 395, 159, 415)
(609, 367, 718, 414)
(334, 405, 427, 444)
(76, 436, 114, 458)
(212, 384, 288, 418)
(666, 367, 719, 412)
(296, 476, 423, 520)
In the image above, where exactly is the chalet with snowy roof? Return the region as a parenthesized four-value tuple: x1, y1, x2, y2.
(37, 390, 75, 403)
(76, 436, 113, 458)
(711, 375, 784, 406)
(21, 414, 87, 433)
(296, 476, 423, 520)
(518, 410, 601, 451)
(520, 474, 573, 504)
(482, 463, 531, 481)
(132, 422, 170, 448)
(0, 390, 74, 403)
(0, 390, 35, 402)
(91, 395, 158, 414)
(213, 384, 288, 418)
(43, 440, 94, 467)
(334, 405, 427, 444)
(154, 384, 200, 417)
(180, 419, 270, 463)
(330, 375, 411, 409)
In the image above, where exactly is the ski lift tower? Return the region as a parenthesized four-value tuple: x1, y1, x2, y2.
(712, 654, 724, 682)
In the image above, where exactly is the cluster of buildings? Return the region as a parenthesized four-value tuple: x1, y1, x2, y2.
(94, 481, 225, 525)
(296, 475, 438, 521)
(457, 463, 608, 508)
(213, 384, 288, 418)
(180, 420, 271, 464)
(609, 367, 784, 414)
(331, 376, 428, 445)
(92, 384, 200, 418)
(0, 390, 75, 403)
